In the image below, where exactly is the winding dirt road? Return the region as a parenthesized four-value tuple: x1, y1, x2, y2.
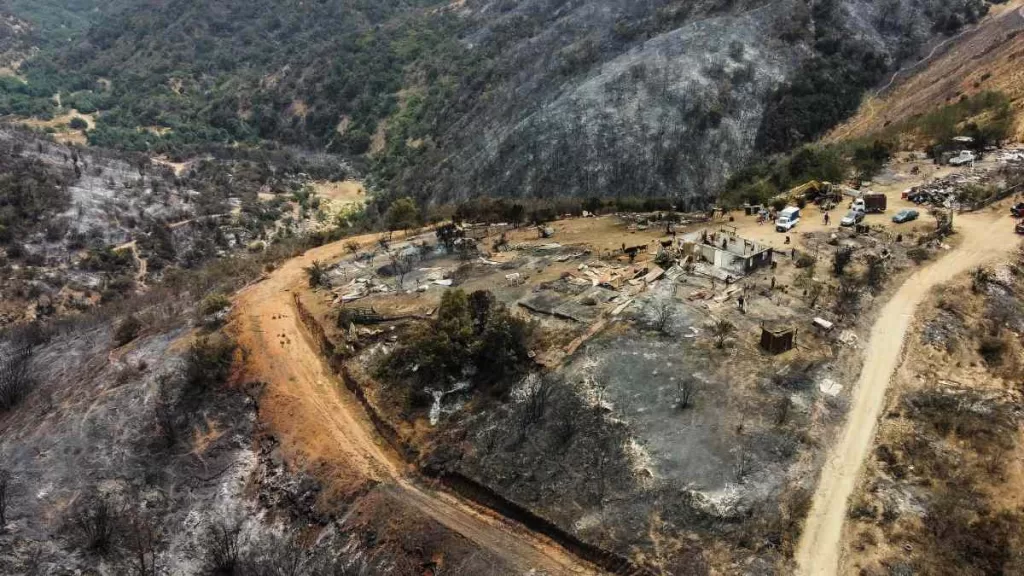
(796, 210, 1021, 575)
(230, 232, 601, 575)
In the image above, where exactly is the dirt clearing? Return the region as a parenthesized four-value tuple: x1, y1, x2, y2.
(313, 179, 366, 205)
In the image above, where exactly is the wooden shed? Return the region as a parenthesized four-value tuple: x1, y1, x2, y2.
(760, 324, 796, 354)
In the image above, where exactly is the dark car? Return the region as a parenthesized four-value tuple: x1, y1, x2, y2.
(1017, 221, 1024, 235)
(892, 209, 919, 224)
(1012, 202, 1024, 217)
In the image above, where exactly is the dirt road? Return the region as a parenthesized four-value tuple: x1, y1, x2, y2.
(230, 231, 601, 575)
(795, 210, 1021, 575)
(114, 240, 148, 286)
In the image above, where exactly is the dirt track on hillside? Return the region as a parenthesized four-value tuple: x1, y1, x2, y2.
(796, 210, 1021, 575)
(230, 231, 601, 575)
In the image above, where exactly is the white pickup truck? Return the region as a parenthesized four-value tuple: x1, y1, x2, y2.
(949, 150, 976, 166)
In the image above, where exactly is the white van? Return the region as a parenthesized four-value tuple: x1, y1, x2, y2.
(775, 207, 801, 232)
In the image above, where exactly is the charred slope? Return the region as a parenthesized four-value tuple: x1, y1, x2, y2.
(5, 0, 999, 202)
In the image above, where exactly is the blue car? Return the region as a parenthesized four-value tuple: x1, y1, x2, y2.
(892, 209, 919, 223)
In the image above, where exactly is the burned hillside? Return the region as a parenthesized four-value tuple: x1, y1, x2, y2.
(0, 256, 523, 575)
(0, 128, 355, 326)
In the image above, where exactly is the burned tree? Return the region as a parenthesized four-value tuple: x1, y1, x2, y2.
(67, 491, 120, 556)
(833, 278, 862, 320)
(0, 469, 10, 531)
(124, 504, 160, 576)
(806, 282, 825, 308)
(387, 249, 417, 290)
(435, 223, 463, 253)
(0, 342, 34, 411)
(863, 254, 886, 293)
(651, 299, 676, 334)
(202, 517, 244, 575)
(832, 246, 854, 276)
(676, 376, 699, 410)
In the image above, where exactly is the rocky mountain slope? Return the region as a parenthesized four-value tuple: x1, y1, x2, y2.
(0, 0, 1001, 205)
(828, 0, 1024, 145)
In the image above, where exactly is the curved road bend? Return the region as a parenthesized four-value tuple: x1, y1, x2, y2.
(232, 231, 602, 575)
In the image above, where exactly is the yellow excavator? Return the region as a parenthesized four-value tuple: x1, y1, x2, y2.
(788, 180, 842, 207)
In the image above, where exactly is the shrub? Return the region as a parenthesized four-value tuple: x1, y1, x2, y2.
(198, 293, 231, 317)
(114, 315, 143, 347)
(795, 253, 816, 269)
(183, 336, 235, 394)
(82, 246, 135, 273)
(978, 336, 1007, 366)
(5, 242, 24, 259)
(68, 117, 89, 130)
(305, 259, 329, 288)
(907, 247, 931, 264)
(710, 319, 735, 348)
(970, 267, 991, 294)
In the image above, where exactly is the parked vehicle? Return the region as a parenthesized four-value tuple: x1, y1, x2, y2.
(949, 150, 976, 166)
(1011, 202, 1024, 217)
(840, 209, 865, 227)
(775, 207, 801, 232)
(1016, 221, 1024, 235)
(891, 209, 919, 224)
(852, 192, 887, 213)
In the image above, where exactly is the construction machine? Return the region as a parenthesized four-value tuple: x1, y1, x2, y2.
(788, 180, 842, 207)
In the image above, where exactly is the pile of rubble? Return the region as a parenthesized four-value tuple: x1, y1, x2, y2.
(904, 172, 986, 208)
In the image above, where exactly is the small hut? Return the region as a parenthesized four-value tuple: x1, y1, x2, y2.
(760, 323, 796, 354)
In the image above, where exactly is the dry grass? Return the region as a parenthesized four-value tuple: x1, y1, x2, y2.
(827, 1, 1024, 144)
(842, 271, 1024, 575)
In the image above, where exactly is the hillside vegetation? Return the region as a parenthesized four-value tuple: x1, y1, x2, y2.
(0, 0, 1006, 208)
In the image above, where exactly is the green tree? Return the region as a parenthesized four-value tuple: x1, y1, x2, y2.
(385, 197, 420, 232)
(475, 305, 530, 385)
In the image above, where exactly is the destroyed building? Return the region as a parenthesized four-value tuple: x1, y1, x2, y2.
(679, 228, 774, 281)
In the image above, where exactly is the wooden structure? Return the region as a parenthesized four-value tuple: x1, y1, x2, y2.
(760, 324, 796, 354)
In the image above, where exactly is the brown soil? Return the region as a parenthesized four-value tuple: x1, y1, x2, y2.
(312, 180, 366, 203)
(229, 229, 601, 575)
(16, 109, 96, 145)
(795, 207, 1022, 575)
(827, 1, 1024, 143)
